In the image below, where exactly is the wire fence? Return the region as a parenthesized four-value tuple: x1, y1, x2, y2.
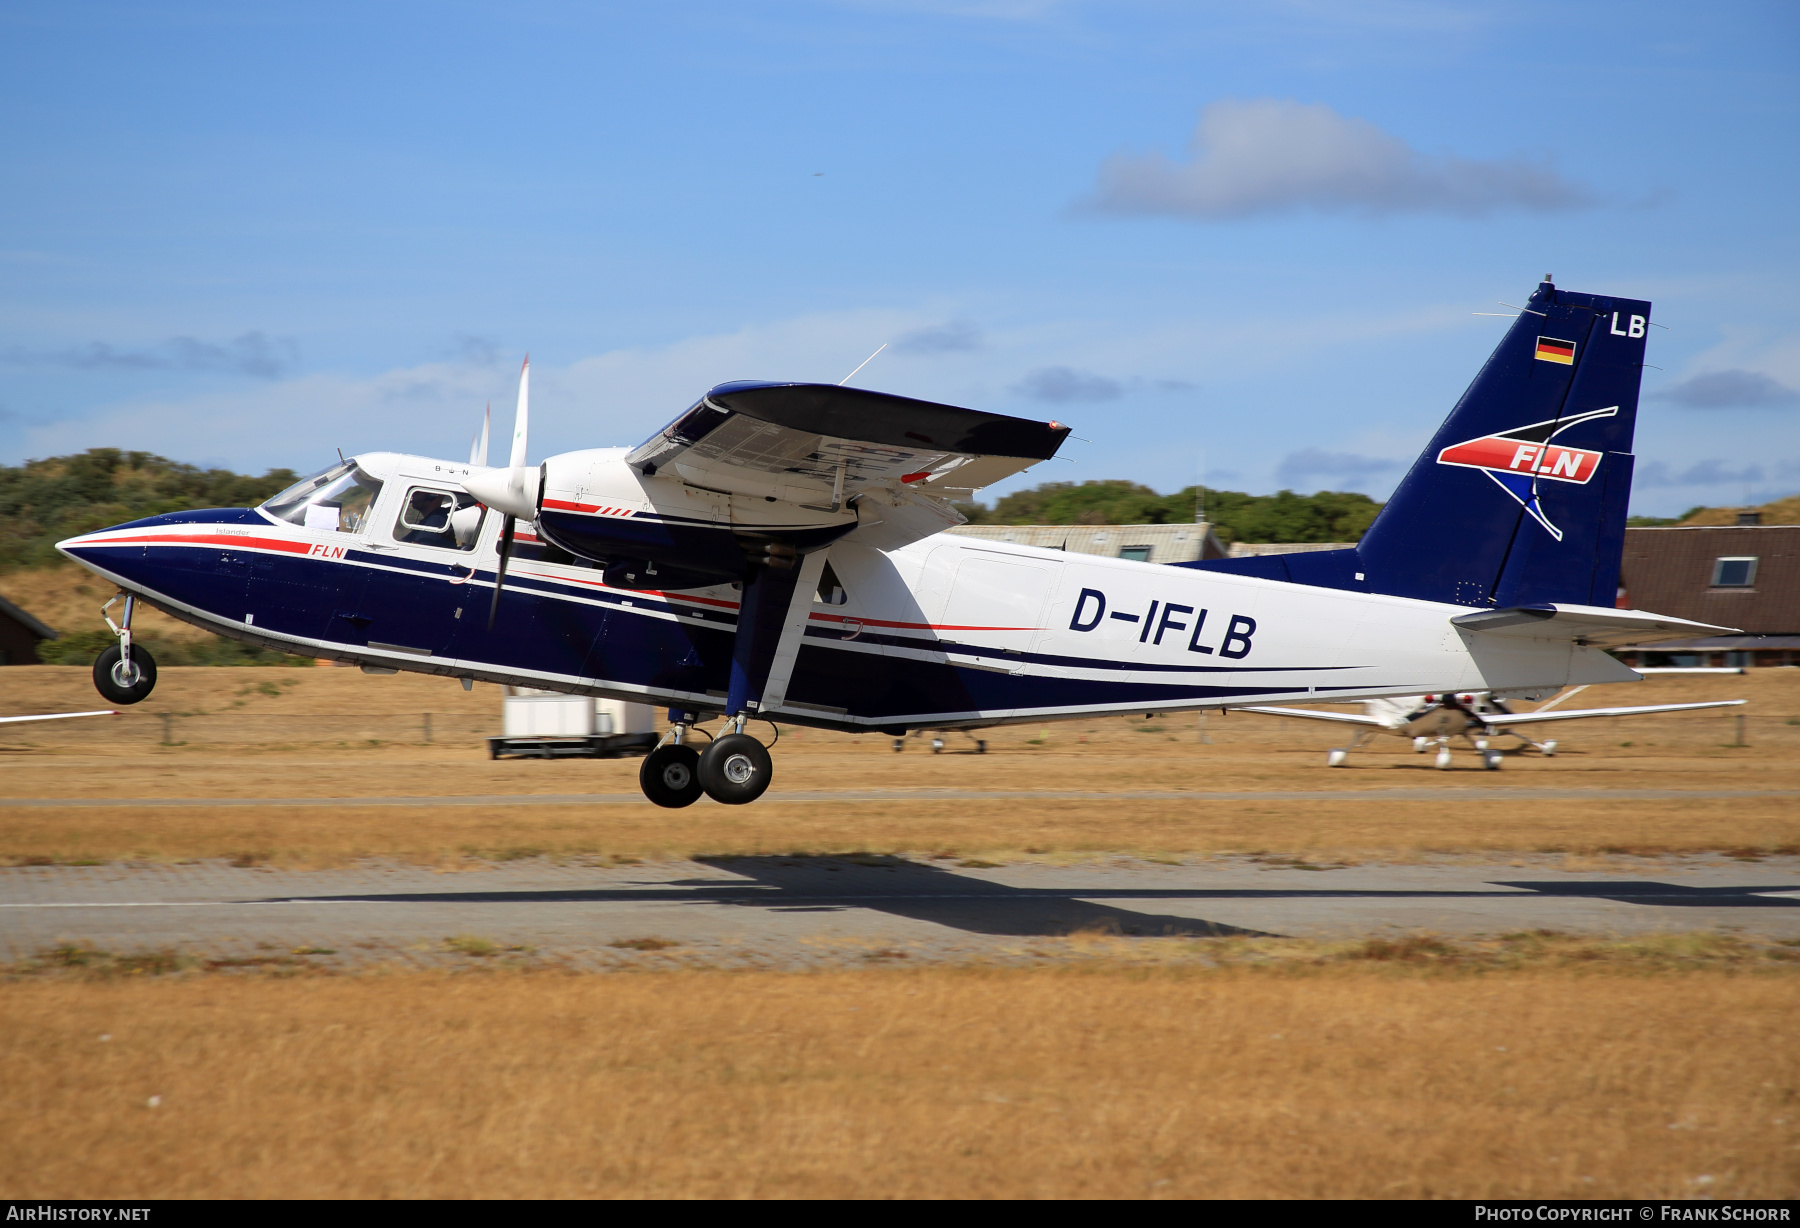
(0, 707, 1793, 750)
(0, 712, 501, 748)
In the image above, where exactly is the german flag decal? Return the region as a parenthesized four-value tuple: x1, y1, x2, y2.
(1534, 336, 1577, 365)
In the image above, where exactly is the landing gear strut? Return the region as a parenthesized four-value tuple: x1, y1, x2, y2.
(93, 593, 157, 705)
(1325, 729, 1375, 767)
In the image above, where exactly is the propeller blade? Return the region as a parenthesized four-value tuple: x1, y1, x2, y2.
(508, 356, 530, 470)
(470, 402, 490, 468)
(487, 515, 516, 630)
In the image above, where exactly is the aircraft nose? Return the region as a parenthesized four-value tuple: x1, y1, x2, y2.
(463, 465, 538, 520)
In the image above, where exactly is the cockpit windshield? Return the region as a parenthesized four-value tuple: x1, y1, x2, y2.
(260, 462, 386, 533)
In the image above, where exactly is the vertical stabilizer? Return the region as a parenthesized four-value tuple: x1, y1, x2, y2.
(1355, 277, 1649, 607)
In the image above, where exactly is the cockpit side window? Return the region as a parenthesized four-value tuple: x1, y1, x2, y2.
(261, 463, 386, 534)
(393, 486, 485, 551)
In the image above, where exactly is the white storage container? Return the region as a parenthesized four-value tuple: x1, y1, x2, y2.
(594, 697, 656, 737)
(503, 691, 595, 737)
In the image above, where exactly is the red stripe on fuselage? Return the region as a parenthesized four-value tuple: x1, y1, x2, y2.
(70, 531, 323, 555)
(541, 498, 635, 516)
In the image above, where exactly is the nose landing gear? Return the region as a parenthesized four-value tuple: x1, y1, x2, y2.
(92, 593, 157, 705)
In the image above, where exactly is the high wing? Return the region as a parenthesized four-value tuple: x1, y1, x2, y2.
(625, 381, 1071, 510)
(1237, 706, 1386, 726)
(1478, 699, 1746, 727)
(0, 710, 118, 725)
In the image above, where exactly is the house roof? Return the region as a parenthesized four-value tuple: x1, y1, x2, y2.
(1621, 524, 1800, 635)
(0, 593, 57, 641)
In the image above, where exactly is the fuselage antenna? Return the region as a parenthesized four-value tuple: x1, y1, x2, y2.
(838, 343, 888, 386)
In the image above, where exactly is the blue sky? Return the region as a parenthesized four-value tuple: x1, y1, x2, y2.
(2, 0, 1796, 515)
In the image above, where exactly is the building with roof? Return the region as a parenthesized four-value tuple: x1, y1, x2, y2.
(1616, 523, 1800, 668)
(0, 594, 58, 666)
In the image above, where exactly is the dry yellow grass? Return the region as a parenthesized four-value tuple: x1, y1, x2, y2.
(2, 667, 1796, 864)
(1, 964, 1794, 1199)
(0, 568, 226, 648)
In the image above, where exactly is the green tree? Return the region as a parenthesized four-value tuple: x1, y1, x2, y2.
(968, 479, 1382, 544)
(0, 448, 300, 572)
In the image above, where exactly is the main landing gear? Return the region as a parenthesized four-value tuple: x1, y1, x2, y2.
(639, 715, 776, 808)
(92, 593, 157, 705)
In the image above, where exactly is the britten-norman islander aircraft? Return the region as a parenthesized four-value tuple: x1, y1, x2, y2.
(58, 277, 1739, 806)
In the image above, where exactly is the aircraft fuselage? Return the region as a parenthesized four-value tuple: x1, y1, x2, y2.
(59, 449, 1635, 733)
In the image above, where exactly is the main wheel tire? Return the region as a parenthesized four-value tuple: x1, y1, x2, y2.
(640, 744, 703, 808)
(93, 644, 157, 705)
(697, 733, 773, 805)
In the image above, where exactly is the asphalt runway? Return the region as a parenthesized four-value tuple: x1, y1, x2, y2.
(5, 855, 1798, 967)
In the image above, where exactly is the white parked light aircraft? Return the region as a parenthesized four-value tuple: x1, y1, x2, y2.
(57, 277, 1738, 806)
(1241, 686, 1746, 770)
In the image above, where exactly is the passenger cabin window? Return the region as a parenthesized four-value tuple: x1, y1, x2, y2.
(261, 463, 385, 534)
(1119, 545, 1153, 562)
(1712, 557, 1758, 587)
(393, 487, 485, 551)
(813, 560, 848, 605)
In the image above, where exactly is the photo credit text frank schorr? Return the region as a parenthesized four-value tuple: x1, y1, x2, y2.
(1475, 1209, 1792, 1222)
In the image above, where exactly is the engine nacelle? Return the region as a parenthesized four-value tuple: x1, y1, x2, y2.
(522, 449, 859, 589)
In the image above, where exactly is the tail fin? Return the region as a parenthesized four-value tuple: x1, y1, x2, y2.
(1357, 276, 1647, 607)
(1180, 278, 1648, 608)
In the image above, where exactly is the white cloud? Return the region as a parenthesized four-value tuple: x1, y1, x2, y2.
(1083, 98, 1595, 220)
(1650, 369, 1800, 409)
(3, 332, 300, 378)
(6, 298, 1485, 490)
(1274, 447, 1402, 491)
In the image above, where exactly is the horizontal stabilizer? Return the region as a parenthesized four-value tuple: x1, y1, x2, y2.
(0, 710, 118, 726)
(1481, 699, 1745, 727)
(1450, 604, 1736, 650)
(1236, 706, 1383, 726)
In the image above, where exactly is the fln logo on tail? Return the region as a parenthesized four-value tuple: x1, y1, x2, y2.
(1435, 406, 1618, 541)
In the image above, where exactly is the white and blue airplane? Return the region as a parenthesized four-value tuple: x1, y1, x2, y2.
(1241, 687, 1745, 770)
(58, 277, 1734, 806)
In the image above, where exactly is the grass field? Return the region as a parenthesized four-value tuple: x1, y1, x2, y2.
(2, 959, 1795, 1200)
(1, 666, 1795, 865)
(4, 667, 1797, 1200)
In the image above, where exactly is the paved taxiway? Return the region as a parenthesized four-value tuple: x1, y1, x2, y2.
(5, 856, 1798, 967)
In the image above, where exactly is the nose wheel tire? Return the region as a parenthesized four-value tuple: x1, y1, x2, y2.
(93, 644, 157, 705)
(640, 744, 703, 808)
(698, 733, 773, 806)
(1434, 747, 1454, 770)
(1482, 751, 1505, 770)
